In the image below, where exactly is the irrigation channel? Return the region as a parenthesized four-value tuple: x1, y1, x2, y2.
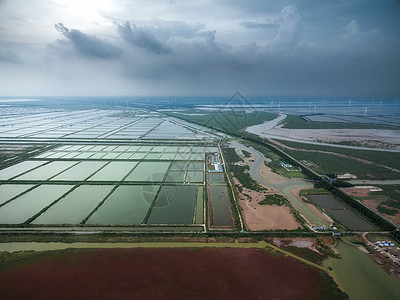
(229, 141, 330, 227)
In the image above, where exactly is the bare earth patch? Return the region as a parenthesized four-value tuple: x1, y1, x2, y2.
(363, 199, 400, 226)
(271, 238, 322, 254)
(232, 176, 302, 231)
(341, 187, 400, 226)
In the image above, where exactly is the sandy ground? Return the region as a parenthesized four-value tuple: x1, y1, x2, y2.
(241, 199, 302, 231)
(233, 148, 303, 230)
(271, 237, 322, 254)
(264, 127, 400, 149)
(258, 159, 287, 185)
(232, 175, 303, 231)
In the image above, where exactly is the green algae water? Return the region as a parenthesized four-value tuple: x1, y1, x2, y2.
(325, 241, 400, 300)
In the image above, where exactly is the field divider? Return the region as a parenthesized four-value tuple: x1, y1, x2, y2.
(24, 184, 79, 225)
(45, 160, 82, 181)
(219, 143, 244, 231)
(142, 161, 173, 224)
(142, 185, 163, 224)
(0, 184, 41, 208)
(6, 160, 53, 181)
(81, 184, 121, 225)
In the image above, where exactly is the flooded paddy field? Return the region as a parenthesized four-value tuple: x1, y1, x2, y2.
(309, 194, 375, 230)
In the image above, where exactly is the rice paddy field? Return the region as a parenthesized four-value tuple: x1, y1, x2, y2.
(0, 142, 220, 227)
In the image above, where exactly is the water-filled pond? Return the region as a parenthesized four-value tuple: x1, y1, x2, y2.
(124, 161, 170, 182)
(0, 161, 48, 180)
(0, 185, 73, 224)
(0, 184, 36, 205)
(15, 161, 78, 181)
(86, 185, 157, 225)
(87, 162, 137, 181)
(32, 185, 114, 224)
(147, 185, 196, 224)
(209, 185, 234, 226)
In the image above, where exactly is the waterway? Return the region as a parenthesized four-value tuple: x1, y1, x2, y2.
(230, 141, 329, 227)
(325, 240, 400, 299)
(245, 114, 400, 153)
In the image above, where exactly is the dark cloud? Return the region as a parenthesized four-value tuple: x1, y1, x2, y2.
(240, 21, 280, 29)
(117, 22, 171, 55)
(54, 23, 122, 59)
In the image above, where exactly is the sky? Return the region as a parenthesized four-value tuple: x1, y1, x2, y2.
(0, 0, 400, 97)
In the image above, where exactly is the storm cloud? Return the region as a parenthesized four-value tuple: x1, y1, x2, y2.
(117, 22, 171, 55)
(55, 23, 122, 59)
(0, 0, 399, 97)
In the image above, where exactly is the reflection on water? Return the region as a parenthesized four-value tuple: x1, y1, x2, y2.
(325, 240, 400, 299)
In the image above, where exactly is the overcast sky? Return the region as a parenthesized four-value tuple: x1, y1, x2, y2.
(0, 0, 400, 97)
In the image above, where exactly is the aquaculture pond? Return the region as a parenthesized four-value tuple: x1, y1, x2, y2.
(87, 162, 137, 181)
(0, 184, 35, 205)
(32, 185, 114, 224)
(209, 185, 233, 226)
(51, 161, 106, 181)
(188, 162, 204, 170)
(124, 161, 170, 182)
(0, 160, 48, 180)
(165, 170, 185, 183)
(0, 185, 73, 224)
(186, 171, 203, 183)
(308, 194, 345, 209)
(327, 209, 375, 230)
(208, 172, 225, 184)
(86, 185, 158, 225)
(308, 194, 375, 230)
(14, 161, 78, 181)
(147, 185, 197, 224)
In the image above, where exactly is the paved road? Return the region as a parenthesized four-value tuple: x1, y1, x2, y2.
(348, 180, 400, 185)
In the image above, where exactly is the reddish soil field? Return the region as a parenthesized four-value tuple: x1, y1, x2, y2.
(0, 248, 341, 300)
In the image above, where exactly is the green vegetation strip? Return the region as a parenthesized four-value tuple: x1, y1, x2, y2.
(276, 139, 400, 173)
